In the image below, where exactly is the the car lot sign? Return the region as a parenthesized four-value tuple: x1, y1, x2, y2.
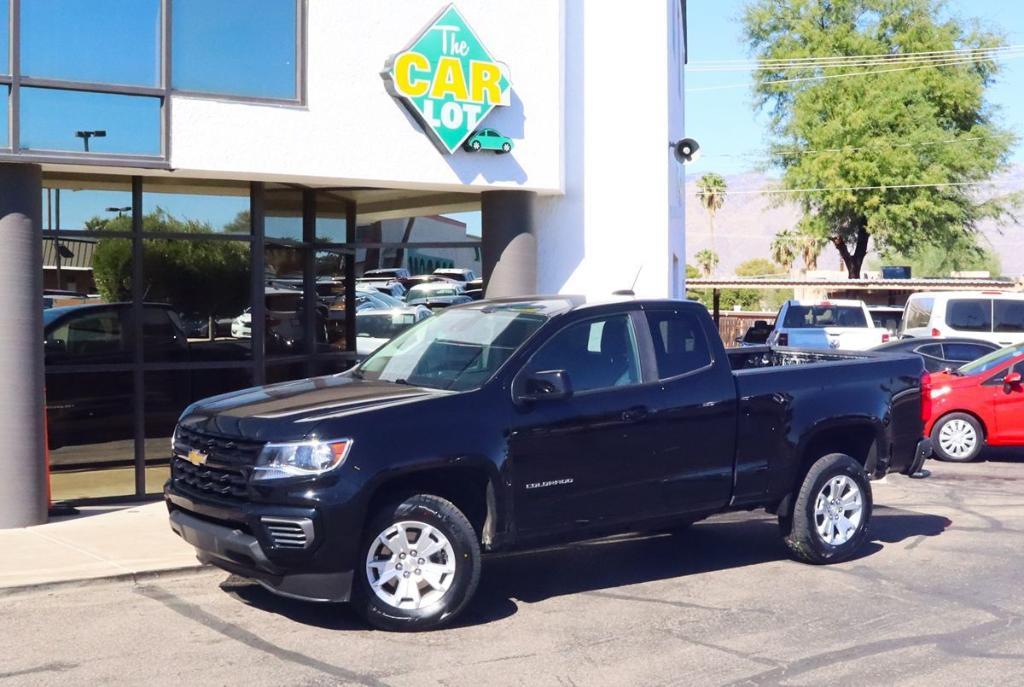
(382, 4, 511, 154)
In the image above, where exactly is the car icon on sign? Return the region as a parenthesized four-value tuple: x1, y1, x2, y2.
(463, 129, 513, 153)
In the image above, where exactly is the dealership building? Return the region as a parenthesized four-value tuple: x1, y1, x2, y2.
(0, 0, 687, 525)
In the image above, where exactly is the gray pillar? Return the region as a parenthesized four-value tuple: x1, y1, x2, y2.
(0, 164, 46, 528)
(481, 190, 537, 298)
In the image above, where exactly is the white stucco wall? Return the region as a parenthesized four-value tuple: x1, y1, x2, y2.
(535, 0, 686, 299)
(169, 0, 563, 193)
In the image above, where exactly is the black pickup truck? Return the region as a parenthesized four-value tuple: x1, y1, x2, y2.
(166, 296, 932, 631)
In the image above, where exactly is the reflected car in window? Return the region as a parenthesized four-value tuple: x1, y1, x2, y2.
(355, 307, 433, 358)
(405, 283, 473, 310)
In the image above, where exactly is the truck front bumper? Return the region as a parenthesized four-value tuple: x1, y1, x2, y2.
(169, 508, 353, 602)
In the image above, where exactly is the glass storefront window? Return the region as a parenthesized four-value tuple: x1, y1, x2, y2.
(141, 239, 252, 361)
(21, 0, 161, 87)
(44, 181, 133, 232)
(0, 0, 8, 75)
(20, 88, 161, 155)
(265, 187, 303, 241)
(144, 182, 251, 234)
(316, 191, 350, 243)
(172, 0, 298, 100)
(0, 87, 8, 148)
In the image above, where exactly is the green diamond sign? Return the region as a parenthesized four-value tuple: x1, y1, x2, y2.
(382, 4, 511, 154)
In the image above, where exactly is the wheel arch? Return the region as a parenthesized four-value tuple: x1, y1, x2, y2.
(932, 408, 988, 440)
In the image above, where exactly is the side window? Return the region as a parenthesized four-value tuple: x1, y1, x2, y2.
(904, 298, 934, 330)
(946, 299, 992, 332)
(527, 314, 641, 393)
(645, 309, 712, 379)
(914, 343, 944, 360)
(46, 310, 124, 361)
(994, 300, 1024, 333)
(943, 343, 994, 363)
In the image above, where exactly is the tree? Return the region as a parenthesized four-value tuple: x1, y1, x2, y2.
(743, 0, 1017, 278)
(694, 249, 719, 277)
(93, 209, 250, 328)
(874, 234, 1002, 277)
(796, 232, 827, 272)
(696, 172, 728, 265)
(770, 230, 797, 273)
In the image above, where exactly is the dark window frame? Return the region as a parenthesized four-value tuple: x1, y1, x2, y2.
(0, 0, 307, 166)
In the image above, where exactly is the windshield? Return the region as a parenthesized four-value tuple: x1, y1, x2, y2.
(783, 304, 868, 328)
(356, 306, 548, 391)
(958, 343, 1024, 376)
(357, 312, 419, 339)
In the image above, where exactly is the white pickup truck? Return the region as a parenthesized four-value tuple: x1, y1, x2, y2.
(767, 299, 890, 351)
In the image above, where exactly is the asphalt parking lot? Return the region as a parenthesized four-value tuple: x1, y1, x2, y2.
(3, 456, 1024, 687)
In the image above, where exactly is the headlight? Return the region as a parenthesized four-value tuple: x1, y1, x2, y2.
(252, 438, 353, 481)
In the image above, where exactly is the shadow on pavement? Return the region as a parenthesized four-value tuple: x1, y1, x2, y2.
(219, 505, 949, 630)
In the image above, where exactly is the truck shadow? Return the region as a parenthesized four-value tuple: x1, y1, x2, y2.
(219, 506, 948, 631)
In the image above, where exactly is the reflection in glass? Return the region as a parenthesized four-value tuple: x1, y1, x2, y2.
(142, 237, 252, 361)
(173, 0, 298, 99)
(21, 88, 161, 155)
(265, 187, 302, 241)
(0, 87, 7, 147)
(316, 190, 349, 242)
(144, 184, 250, 234)
(44, 183, 133, 232)
(266, 362, 309, 385)
(46, 370, 136, 500)
(21, 0, 160, 86)
(0, 0, 8, 75)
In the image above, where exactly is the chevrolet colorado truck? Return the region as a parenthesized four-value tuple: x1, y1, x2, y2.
(166, 296, 932, 631)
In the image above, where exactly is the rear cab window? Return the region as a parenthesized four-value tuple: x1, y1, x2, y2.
(945, 299, 992, 332)
(782, 304, 868, 328)
(645, 309, 712, 379)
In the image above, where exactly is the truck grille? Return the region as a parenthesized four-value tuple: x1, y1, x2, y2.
(173, 425, 264, 466)
(261, 517, 314, 549)
(172, 458, 248, 500)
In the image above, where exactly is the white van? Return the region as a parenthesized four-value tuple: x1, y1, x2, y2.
(900, 291, 1024, 346)
(768, 299, 888, 350)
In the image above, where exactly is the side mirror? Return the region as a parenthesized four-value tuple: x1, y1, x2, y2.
(516, 370, 573, 403)
(1004, 371, 1022, 392)
(44, 338, 66, 355)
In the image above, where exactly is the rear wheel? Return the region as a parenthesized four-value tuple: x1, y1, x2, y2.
(353, 494, 480, 632)
(931, 412, 984, 462)
(780, 453, 872, 564)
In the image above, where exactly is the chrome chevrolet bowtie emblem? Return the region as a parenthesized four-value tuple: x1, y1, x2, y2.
(187, 448, 209, 466)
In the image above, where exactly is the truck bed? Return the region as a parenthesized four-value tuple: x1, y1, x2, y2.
(727, 345, 873, 370)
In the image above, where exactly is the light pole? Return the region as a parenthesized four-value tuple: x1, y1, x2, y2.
(74, 130, 106, 152)
(105, 206, 131, 218)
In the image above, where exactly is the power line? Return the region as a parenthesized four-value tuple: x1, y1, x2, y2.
(689, 44, 1024, 71)
(702, 135, 990, 160)
(716, 179, 1017, 196)
(686, 52, 1024, 92)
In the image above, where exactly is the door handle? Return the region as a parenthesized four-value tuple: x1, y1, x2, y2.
(621, 406, 649, 422)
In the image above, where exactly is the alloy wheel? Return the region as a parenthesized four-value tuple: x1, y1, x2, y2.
(365, 520, 456, 610)
(813, 475, 864, 546)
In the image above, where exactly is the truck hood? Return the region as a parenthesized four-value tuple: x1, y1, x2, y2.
(179, 374, 450, 441)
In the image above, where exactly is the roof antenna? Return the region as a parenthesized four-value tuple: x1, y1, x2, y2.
(612, 267, 642, 297)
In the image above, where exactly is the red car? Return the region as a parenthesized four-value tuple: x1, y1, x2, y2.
(926, 343, 1024, 462)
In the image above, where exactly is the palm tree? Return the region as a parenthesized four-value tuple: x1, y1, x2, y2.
(770, 230, 797, 273)
(695, 172, 727, 269)
(797, 233, 827, 272)
(695, 249, 719, 277)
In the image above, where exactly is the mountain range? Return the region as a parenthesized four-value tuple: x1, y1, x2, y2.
(684, 168, 1024, 277)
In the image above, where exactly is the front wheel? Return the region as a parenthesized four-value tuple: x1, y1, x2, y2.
(780, 453, 872, 564)
(353, 494, 480, 632)
(931, 412, 984, 462)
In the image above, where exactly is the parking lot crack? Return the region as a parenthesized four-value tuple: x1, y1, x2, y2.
(135, 585, 390, 687)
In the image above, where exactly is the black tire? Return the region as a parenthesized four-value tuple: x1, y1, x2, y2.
(471, 141, 481, 151)
(501, 142, 511, 153)
(779, 453, 873, 565)
(352, 494, 480, 632)
(930, 412, 984, 463)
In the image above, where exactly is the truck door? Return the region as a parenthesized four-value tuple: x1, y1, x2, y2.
(641, 307, 737, 513)
(509, 312, 661, 535)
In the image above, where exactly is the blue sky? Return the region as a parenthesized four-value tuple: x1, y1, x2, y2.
(684, 0, 1024, 178)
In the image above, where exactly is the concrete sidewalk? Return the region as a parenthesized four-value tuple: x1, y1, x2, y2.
(0, 502, 203, 591)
